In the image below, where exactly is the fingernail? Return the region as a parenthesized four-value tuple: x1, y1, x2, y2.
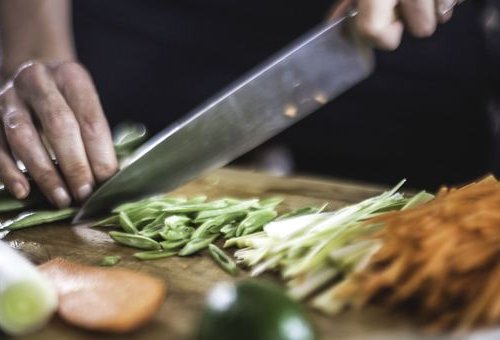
(12, 181, 28, 199)
(77, 183, 93, 201)
(438, 0, 457, 16)
(52, 187, 71, 208)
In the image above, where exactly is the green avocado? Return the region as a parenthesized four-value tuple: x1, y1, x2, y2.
(195, 280, 316, 340)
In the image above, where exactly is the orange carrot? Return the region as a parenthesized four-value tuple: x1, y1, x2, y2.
(39, 258, 166, 333)
(337, 175, 500, 330)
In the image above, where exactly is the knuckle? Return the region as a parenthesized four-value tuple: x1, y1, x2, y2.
(63, 161, 92, 183)
(54, 61, 89, 86)
(43, 109, 77, 135)
(14, 63, 47, 92)
(36, 168, 59, 186)
(79, 113, 105, 138)
(5, 123, 36, 145)
(93, 161, 118, 181)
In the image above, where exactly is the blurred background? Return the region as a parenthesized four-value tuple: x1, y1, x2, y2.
(72, 0, 500, 191)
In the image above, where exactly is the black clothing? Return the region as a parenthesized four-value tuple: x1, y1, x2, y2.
(73, 0, 498, 190)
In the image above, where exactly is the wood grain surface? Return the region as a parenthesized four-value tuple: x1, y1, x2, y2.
(2, 168, 489, 340)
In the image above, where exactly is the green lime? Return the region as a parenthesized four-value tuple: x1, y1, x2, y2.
(195, 280, 316, 340)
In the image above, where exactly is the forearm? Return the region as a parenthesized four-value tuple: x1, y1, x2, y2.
(0, 0, 75, 77)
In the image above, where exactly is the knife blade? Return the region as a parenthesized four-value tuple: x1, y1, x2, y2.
(73, 13, 374, 222)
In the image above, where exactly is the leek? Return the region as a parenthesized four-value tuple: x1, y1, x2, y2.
(0, 241, 57, 335)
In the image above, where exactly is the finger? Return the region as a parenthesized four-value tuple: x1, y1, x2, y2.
(436, 0, 456, 23)
(51, 62, 118, 183)
(399, 0, 437, 38)
(356, 0, 404, 50)
(14, 62, 95, 202)
(0, 124, 29, 199)
(1, 89, 71, 206)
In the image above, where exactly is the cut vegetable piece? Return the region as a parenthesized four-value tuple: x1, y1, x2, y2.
(119, 212, 138, 234)
(275, 205, 326, 221)
(208, 244, 238, 275)
(38, 258, 166, 333)
(2, 208, 76, 231)
(160, 239, 189, 250)
(99, 256, 121, 267)
(0, 241, 58, 335)
(113, 121, 148, 159)
(162, 200, 228, 214)
(196, 200, 259, 220)
(256, 196, 284, 209)
(179, 235, 219, 256)
(134, 250, 177, 260)
(109, 232, 161, 250)
(161, 226, 195, 241)
(163, 215, 190, 228)
(235, 209, 278, 237)
(191, 217, 225, 239)
(0, 198, 31, 213)
(91, 215, 120, 227)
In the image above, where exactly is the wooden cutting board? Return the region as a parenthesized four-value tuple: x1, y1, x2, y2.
(1, 168, 439, 339)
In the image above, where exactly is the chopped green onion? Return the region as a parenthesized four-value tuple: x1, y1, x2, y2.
(1, 208, 76, 231)
(98, 255, 121, 267)
(118, 211, 138, 234)
(109, 231, 161, 250)
(179, 235, 219, 256)
(0, 241, 58, 335)
(208, 244, 238, 275)
(133, 249, 177, 260)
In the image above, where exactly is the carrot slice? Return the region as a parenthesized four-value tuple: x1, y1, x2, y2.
(38, 258, 166, 333)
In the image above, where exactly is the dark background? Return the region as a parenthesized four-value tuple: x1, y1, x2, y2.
(72, 0, 499, 190)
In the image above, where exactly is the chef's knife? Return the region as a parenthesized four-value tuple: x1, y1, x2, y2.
(73, 13, 374, 222)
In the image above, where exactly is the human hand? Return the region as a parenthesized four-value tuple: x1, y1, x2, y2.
(0, 61, 118, 208)
(331, 0, 460, 50)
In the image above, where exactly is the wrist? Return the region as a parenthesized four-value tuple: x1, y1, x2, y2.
(0, 0, 75, 78)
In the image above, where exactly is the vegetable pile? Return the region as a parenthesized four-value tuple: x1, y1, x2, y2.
(328, 175, 500, 331)
(225, 181, 432, 304)
(93, 195, 317, 268)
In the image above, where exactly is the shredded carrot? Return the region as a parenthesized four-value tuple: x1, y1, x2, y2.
(336, 175, 500, 331)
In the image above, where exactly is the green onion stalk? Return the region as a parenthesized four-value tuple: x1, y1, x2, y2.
(0, 241, 58, 335)
(225, 180, 434, 312)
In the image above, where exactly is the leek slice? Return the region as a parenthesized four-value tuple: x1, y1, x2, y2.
(0, 241, 57, 335)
